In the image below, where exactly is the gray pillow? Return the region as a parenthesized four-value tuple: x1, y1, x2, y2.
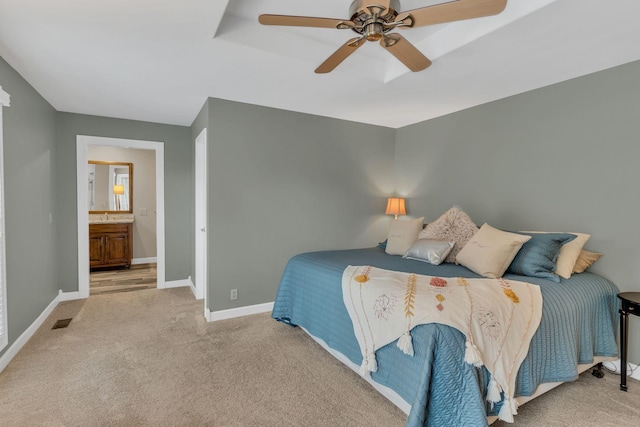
(403, 239, 454, 265)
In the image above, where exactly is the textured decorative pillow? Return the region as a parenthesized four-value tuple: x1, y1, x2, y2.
(456, 223, 531, 279)
(403, 239, 455, 265)
(419, 207, 478, 263)
(506, 232, 577, 282)
(525, 231, 590, 279)
(385, 217, 424, 256)
(572, 250, 602, 273)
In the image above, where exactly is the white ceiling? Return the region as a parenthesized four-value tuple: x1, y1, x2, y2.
(1, 0, 639, 129)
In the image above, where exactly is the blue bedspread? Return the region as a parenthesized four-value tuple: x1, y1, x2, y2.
(271, 247, 619, 427)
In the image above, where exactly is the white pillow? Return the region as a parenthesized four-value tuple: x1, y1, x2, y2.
(385, 217, 424, 256)
(456, 223, 531, 279)
(525, 231, 590, 279)
(403, 239, 454, 265)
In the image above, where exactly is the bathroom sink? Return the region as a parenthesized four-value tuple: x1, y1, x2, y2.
(88, 214, 134, 224)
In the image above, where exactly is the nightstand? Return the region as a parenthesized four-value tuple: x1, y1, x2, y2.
(618, 292, 640, 391)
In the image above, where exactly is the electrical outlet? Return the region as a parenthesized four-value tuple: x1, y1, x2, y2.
(230, 289, 238, 300)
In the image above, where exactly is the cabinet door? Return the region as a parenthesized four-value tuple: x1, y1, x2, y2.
(89, 223, 132, 269)
(105, 233, 129, 265)
(89, 235, 105, 267)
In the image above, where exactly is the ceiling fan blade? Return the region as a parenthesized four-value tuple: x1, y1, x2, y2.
(401, 0, 507, 28)
(315, 37, 366, 74)
(259, 14, 353, 30)
(380, 34, 432, 72)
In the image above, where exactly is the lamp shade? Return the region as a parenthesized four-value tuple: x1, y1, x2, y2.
(113, 184, 125, 195)
(385, 197, 406, 219)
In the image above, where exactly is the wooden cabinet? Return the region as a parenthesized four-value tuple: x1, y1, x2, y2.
(89, 223, 132, 269)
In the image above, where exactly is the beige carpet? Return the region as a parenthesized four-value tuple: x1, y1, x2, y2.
(0, 287, 638, 426)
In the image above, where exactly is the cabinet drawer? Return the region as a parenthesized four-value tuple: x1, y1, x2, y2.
(89, 223, 130, 234)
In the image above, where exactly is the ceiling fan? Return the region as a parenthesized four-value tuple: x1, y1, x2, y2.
(259, 0, 508, 73)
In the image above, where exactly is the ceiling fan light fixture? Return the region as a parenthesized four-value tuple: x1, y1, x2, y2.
(365, 22, 385, 41)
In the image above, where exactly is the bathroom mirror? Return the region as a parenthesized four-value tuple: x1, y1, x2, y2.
(88, 161, 133, 213)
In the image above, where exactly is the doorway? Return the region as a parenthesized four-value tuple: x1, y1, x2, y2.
(76, 136, 165, 299)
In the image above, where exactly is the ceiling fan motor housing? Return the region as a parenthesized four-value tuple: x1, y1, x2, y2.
(350, 0, 401, 17)
(349, 0, 401, 39)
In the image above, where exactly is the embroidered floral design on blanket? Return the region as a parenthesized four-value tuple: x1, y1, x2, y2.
(342, 265, 543, 423)
(373, 294, 396, 320)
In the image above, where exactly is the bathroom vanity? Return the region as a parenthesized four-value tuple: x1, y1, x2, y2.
(89, 220, 133, 269)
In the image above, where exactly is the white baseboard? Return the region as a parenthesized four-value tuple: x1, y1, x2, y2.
(164, 277, 194, 290)
(131, 257, 157, 265)
(0, 293, 61, 373)
(206, 302, 274, 322)
(58, 290, 83, 302)
(162, 276, 202, 300)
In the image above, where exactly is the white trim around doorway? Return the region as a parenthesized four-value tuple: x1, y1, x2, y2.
(76, 135, 165, 299)
(194, 128, 207, 303)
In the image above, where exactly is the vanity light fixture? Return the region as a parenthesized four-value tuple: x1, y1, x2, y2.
(385, 197, 406, 219)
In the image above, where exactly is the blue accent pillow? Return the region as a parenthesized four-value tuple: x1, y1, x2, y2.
(507, 232, 577, 282)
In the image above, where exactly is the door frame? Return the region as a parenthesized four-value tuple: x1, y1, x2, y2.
(0, 86, 10, 351)
(76, 135, 165, 298)
(194, 128, 207, 302)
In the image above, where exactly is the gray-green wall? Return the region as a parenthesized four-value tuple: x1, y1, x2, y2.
(1, 54, 194, 359)
(203, 98, 395, 311)
(4, 48, 640, 365)
(55, 113, 193, 288)
(0, 57, 57, 357)
(395, 59, 640, 361)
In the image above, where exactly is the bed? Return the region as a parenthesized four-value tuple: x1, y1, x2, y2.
(271, 246, 619, 426)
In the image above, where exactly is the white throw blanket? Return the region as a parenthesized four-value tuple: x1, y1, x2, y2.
(342, 265, 543, 423)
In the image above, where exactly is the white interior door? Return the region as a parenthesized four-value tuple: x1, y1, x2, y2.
(194, 128, 207, 301)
